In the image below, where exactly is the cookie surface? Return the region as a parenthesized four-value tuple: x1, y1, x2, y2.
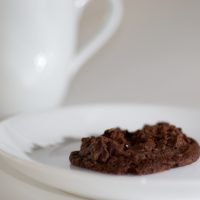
(69, 123, 200, 175)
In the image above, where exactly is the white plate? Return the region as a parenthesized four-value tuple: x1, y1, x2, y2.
(0, 104, 200, 200)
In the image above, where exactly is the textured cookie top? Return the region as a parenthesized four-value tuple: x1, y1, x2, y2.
(69, 123, 200, 175)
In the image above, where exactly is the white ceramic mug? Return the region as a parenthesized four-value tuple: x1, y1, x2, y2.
(0, 0, 123, 119)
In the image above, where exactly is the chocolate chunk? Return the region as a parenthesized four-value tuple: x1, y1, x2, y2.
(69, 123, 200, 175)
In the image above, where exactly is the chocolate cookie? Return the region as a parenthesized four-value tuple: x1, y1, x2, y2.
(69, 123, 200, 175)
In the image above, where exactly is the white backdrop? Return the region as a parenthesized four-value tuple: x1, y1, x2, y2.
(67, 0, 200, 108)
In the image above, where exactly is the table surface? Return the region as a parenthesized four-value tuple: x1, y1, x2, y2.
(1, 0, 200, 199)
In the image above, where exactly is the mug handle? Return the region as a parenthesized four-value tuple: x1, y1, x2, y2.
(68, 0, 123, 80)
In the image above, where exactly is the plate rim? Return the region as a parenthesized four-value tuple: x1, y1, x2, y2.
(0, 103, 200, 199)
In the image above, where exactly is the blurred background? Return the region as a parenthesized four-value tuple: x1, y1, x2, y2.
(1, 0, 200, 199)
(67, 0, 200, 108)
